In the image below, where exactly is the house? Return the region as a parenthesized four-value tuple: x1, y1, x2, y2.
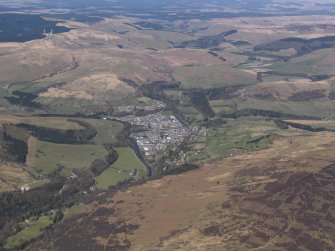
(129, 169, 137, 176)
(20, 185, 30, 192)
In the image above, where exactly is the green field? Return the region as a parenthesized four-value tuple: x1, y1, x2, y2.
(63, 203, 85, 220)
(161, 110, 174, 117)
(285, 119, 335, 130)
(188, 118, 294, 162)
(109, 96, 155, 108)
(4, 215, 53, 250)
(95, 147, 146, 189)
(8, 80, 71, 94)
(8, 82, 39, 93)
(268, 49, 335, 76)
(4, 203, 85, 249)
(80, 119, 124, 145)
(210, 98, 335, 119)
(268, 59, 317, 75)
(34, 141, 108, 176)
(209, 101, 235, 114)
(259, 48, 297, 57)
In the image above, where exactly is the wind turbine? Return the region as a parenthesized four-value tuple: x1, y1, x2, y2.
(49, 28, 53, 39)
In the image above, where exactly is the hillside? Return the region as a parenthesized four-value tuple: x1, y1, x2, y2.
(27, 127, 335, 250)
(1, 0, 335, 250)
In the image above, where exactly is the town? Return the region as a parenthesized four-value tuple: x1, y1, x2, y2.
(110, 113, 191, 160)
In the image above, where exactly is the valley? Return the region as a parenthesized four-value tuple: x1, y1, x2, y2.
(0, 0, 335, 250)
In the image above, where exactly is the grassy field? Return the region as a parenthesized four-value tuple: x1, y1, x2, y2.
(260, 75, 301, 82)
(4, 199, 84, 249)
(268, 59, 318, 75)
(95, 147, 146, 189)
(79, 119, 124, 145)
(1, 117, 125, 185)
(258, 48, 297, 57)
(188, 118, 300, 163)
(239, 99, 335, 118)
(209, 102, 235, 114)
(34, 141, 108, 176)
(8, 82, 40, 93)
(161, 110, 174, 117)
(210, 98, 335, 118)
(285, 119, 335, 130)
(4, 215, 53, 250)
(268, 49, 335, 75)
(63, 203, 85, 220)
